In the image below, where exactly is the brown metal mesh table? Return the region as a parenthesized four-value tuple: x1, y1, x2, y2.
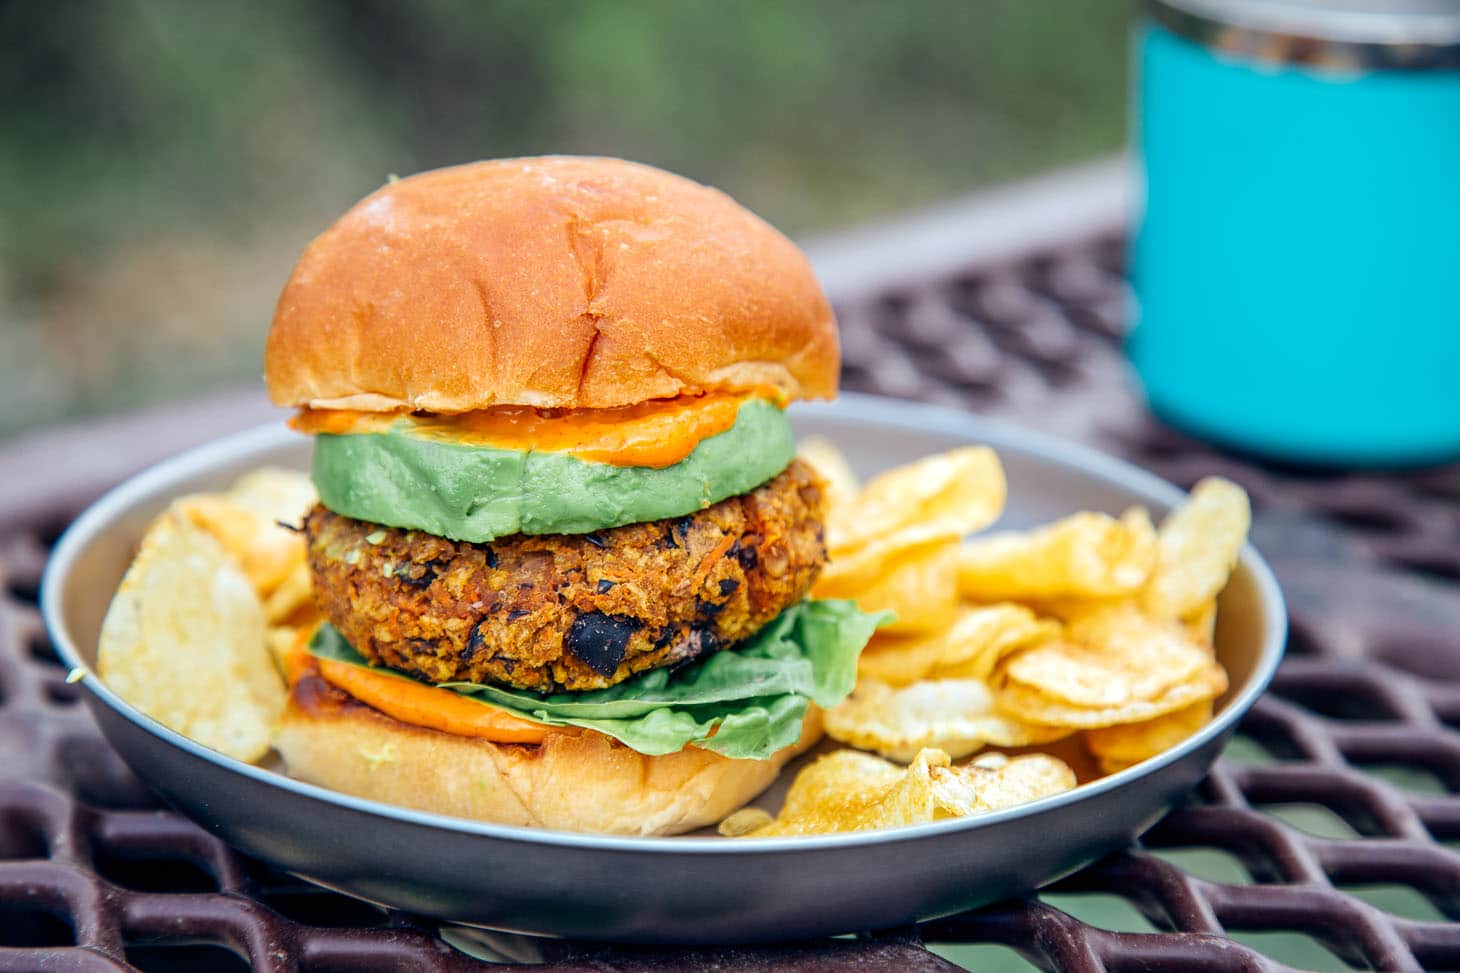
(5, 165, 1460, 971)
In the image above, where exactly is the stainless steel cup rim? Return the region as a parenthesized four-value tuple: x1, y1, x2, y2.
(42, 393, 1287, 856)
(1151, 0, 1460, 69)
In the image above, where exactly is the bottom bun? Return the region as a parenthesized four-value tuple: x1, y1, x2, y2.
(273, 672, 823, 835)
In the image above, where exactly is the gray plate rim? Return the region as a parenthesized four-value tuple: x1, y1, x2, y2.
(42, 391, 1286, 854)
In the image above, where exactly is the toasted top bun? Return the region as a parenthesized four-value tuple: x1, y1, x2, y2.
(273, 669, 823, 835)
(264, 157, 839, 413)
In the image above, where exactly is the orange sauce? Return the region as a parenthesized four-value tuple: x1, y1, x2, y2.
(285, 629, 553, 744)
(290, 391, 775, 469)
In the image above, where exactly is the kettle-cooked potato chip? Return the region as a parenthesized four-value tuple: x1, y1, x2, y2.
(998, 663, 1226, 729)
(1142, 478, 1250, 621)
(98, 511, 286, 763)
(1182, 600, 1218, 651)
(1043, 605, 1211, 704)
(226, 467, 317, 526)
(1084, 700, 1213, 774)
(1000, 627, 1198, 710)
(995, 604, 1226, 728)
(858, 603, 1058, 687)
(265, 624, 302, 679)
(831, 446, 1005, 553)
(717, 806, 775, 836)
(957, 507, 1157, 602)
(723, 748, 1076, 837)
(955, 750, 1078, 814)
(797, 436, 860, 521)
(815, 522, 960, 597)
(812, 446, 1005, 608)
(172, 467, 315, 602)
(174, 495, 298, 597)
(825, 678, 1068, 761)
(845, 543, 961, 636)
(262, 560, 318, 627)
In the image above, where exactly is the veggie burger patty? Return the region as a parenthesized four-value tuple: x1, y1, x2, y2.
(305, 459, 828, 692)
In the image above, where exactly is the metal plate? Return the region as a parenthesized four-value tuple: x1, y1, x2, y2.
(40, 393, 1285, 944)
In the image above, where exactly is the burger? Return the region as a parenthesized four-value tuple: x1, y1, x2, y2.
(262, 157, 882, 835)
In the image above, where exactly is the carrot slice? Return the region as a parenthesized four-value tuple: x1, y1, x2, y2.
(285, 626, 552, 744)
(291, 390, 762, 468)
(316, 657, 551, 744)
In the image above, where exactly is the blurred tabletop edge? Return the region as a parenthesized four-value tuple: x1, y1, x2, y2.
(0, 387, 288, 533)
(802, 155, 1128, 303)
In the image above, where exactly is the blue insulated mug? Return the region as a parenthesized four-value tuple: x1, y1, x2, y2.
(1130, 0, 1460, 467)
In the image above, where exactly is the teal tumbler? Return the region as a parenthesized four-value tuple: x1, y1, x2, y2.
(1129, 0, 1460, 466)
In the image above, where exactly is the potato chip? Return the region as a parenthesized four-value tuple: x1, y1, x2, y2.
(265, 625, 300, 678)
(845, 543, 960, 636)
(997, 664, 1226, 729)
(717, 807, 774, 837)
(1017, 596, 1126, 624)
(174, 494, 304, 600)
(1084, 701, 1213, 774)
(262, 559, 317, 627)
(266, 623, 320, 686)
(169, 468, 315, 602)
(1143, 477, 1250, 621)
(225, 467, 317, 526)
(728, 748, 1076, 837)
(956, 507, 1157, 602)
(825, 678, 1068, 761)
(98, 511, 286, 762)
(815, 523, 960, 597)
(995, 603, 1227, 728)
(1025, 594, 1218, 652)
(831, 447, 1005, 553)
(1004, 606, 1211, 708)
(858, 604, 1058, 686)
(797, 436, 860, 520)
(1182, 600, 1218, 651)
(762, 748, 909, 832)
(952, 750, 1079, 813)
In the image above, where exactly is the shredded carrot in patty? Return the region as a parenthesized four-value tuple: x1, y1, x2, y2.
(694, 534, 738, 588)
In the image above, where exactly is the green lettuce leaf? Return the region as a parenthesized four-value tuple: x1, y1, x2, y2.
(308, 599, 887, 760)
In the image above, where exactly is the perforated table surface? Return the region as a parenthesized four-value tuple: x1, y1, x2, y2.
(4, 163, 1460, 971)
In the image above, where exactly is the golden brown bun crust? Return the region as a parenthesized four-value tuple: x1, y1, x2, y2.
(273, 671, 823, 835)
(264, 157, 838, 412)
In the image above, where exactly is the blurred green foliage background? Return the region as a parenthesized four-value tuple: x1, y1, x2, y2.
(0, 0, 1134, 439)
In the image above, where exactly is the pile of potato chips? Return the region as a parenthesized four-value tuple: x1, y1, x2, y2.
(720, 748, 1076, 838)
(724, 440, 1249, 837)
(97, 470, 317, 763)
